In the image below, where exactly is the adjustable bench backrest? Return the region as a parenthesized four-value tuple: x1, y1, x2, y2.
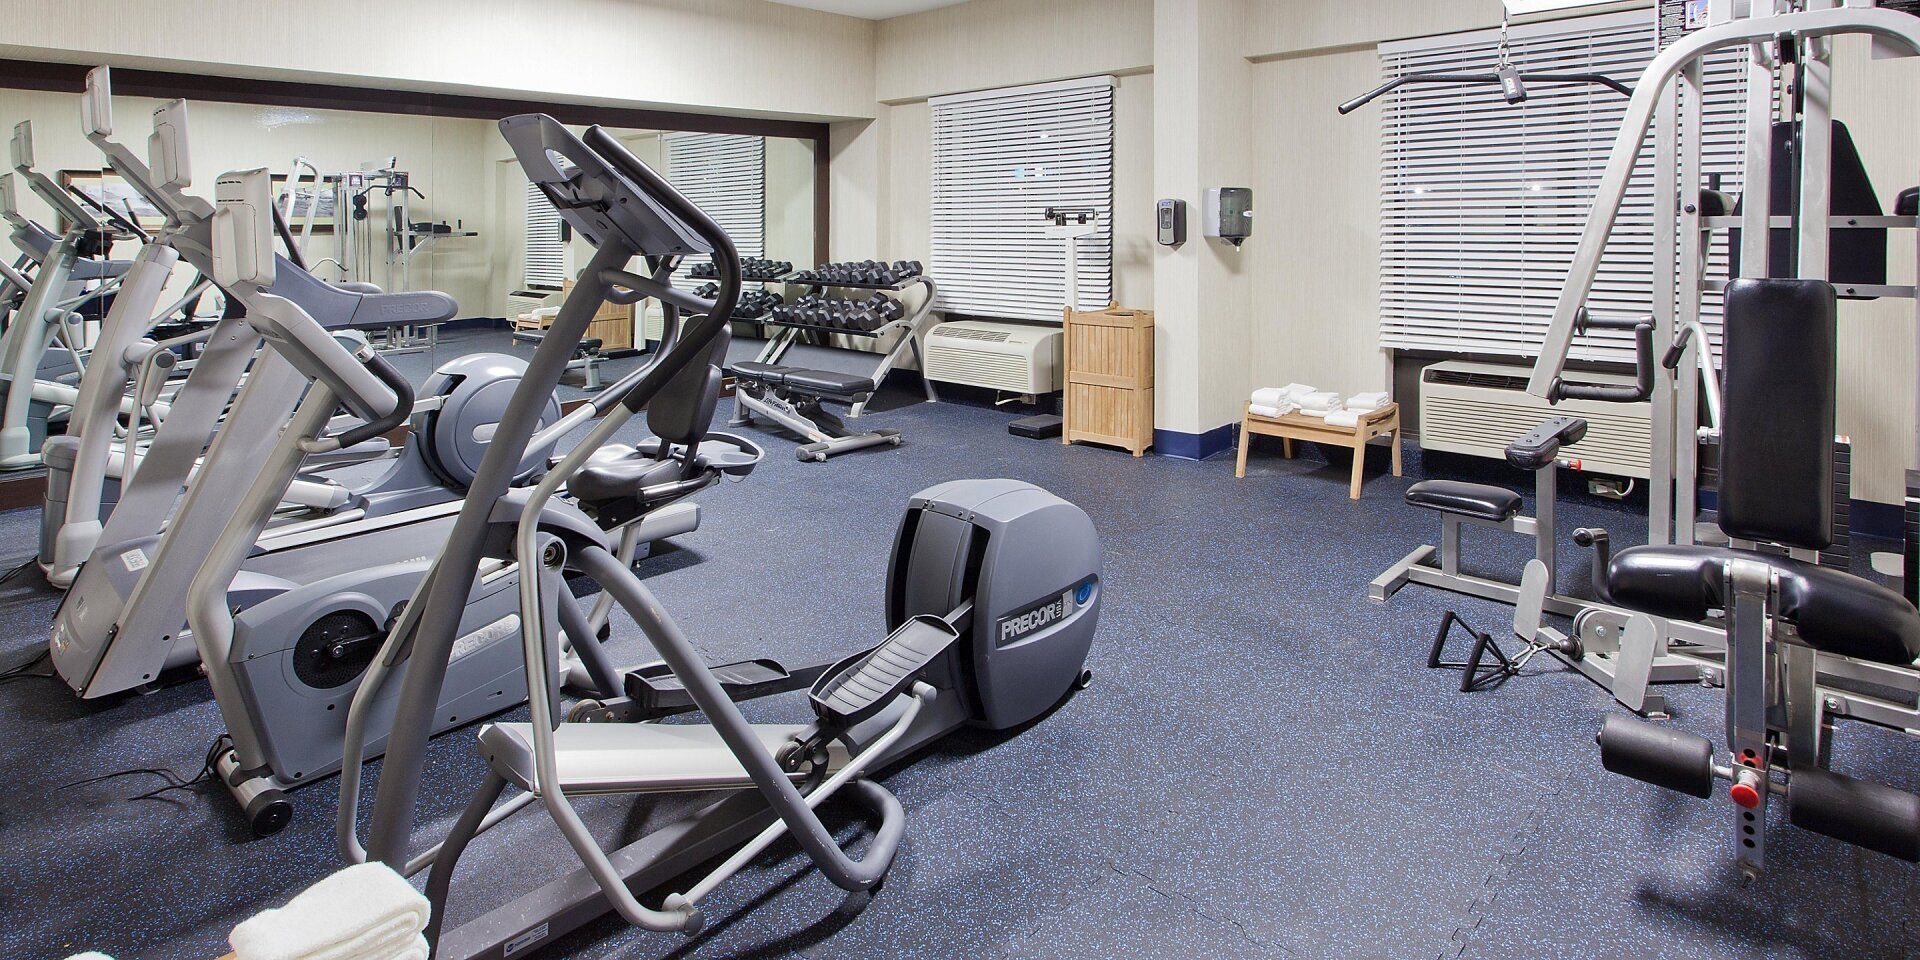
(1718, 277, 1837, 551)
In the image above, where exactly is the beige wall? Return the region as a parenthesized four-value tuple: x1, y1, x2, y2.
(0, 0, 879, 122)
(1247, 46, 1386, 400)
(875, 0, 1154, 103)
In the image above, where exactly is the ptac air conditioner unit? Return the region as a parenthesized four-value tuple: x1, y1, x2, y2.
(506, 288, 555, 317)
(1418, 359, 1653, 479)
(923, 320, 1062, 395)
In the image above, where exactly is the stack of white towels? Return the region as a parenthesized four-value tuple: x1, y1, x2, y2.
(60, 863, 431, 960)
(1250, 385, 1390, 428)
(227, 863, 432, 960)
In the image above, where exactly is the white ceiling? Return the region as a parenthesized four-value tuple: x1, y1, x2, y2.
(764, 0, 973, 19)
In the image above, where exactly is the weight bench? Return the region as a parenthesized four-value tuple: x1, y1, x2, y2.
(1373, 417, 1711, 715)
(728, 360, 901, 462)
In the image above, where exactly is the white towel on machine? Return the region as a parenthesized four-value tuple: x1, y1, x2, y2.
(1324, 409, 1362, 428)
(1345, 391, 1390, 413)
(1249, 386, 1289, 407)
(1248, 402, 1296, 419)
(228, 863, 430, 960)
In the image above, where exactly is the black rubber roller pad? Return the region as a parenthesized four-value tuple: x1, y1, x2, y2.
(1597, 713, 1715, 799)
(1789, 767, 1920, 863)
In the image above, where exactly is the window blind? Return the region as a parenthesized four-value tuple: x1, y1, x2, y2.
(523, 179, 565, 290)
(930, 76, 1115, 324)
(1377, 11, 1748, 363)
(662, 132, 765, 286)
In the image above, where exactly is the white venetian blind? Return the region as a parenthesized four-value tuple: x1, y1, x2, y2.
(1377, 11, 1748, 363)
(662, 132, 765, 285)
(930, 76, 1115, 324)
(523, 179, 565, 289)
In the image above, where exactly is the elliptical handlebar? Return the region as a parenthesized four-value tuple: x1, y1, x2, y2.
(359, 115, 745, 871)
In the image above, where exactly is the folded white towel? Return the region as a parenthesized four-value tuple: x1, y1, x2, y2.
(1248, 402, 1295, 419)
(1249, 386, 1289, 407)
(1345, 391, 1390, 412)
(1297, 391, 1343, 412)
(380, 934, 428, 960)
(1279, 383, 1318, 402)
(1325, 410, 1361, 428)
(229, 863, 430, 960)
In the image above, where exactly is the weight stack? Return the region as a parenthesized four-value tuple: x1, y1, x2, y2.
(1825, 438, 1853, 572)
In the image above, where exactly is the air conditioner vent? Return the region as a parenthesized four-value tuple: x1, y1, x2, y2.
(1423, 368, 1529, 391)
(931, 326, 1012, 343)
(1419, 360, 1652, 479)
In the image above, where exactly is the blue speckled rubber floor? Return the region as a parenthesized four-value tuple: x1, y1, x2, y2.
(2, 329, 1915, 960)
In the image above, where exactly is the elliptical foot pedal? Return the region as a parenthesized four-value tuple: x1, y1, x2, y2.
(811, 615, 961, 726)
(624, 658, 811, 717)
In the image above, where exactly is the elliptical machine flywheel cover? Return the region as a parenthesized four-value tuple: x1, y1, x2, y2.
(420, 353, 562, 487)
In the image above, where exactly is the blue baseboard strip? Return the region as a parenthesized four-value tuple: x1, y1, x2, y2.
(1153, 423, 1238, 461)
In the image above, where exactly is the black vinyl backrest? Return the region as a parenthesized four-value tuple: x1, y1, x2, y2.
(1719, 278, 1837, 550)
(647, 327, 731, 447)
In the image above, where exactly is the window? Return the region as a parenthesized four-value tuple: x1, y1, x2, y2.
(931, 76, 1115, 324)
(523, 179, 565, 290)
(662, 132, 765, 285)
(1376, 11, 1747, 363)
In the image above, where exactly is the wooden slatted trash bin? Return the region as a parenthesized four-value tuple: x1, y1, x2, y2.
(1062, 304, 1154, 457)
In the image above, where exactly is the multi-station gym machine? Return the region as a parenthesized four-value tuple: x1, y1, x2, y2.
(279, 157, 476, 353)
(1526, 0, 1920, 874)
(1377, 0, 1920, 730)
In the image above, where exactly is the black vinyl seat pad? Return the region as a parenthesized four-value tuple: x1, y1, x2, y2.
(1404, 480, 1524, 524)
(729, 362, 875, 402)
(1607, 545, 1920, 666)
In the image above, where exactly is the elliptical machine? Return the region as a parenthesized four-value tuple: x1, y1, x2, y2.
(188, 169, 749, 835)
(348, 116, 1100, 959)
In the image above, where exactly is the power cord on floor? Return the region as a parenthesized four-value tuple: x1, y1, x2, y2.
(63, 735, 229, 802)
(0, 557, 35, 587)
(0, 649, 51, 684)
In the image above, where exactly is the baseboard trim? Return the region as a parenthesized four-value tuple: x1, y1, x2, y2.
(1153, 423, 1238, 461)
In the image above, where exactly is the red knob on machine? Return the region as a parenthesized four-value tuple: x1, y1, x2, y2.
(1730, 779, 1762, 809)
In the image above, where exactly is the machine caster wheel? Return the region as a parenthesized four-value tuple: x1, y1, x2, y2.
(247, 789, 294, 837)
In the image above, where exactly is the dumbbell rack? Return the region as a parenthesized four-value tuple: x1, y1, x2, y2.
(744, 271, 941, 419)
(683, 269, 792, 344)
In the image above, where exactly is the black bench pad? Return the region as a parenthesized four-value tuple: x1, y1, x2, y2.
(1608, 545, 1920, 666)
(1405, 480, 1523, 524)
(729, 361, 789, 385)
(781, 369, 875, 399)
(729, 362, 873, 401)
